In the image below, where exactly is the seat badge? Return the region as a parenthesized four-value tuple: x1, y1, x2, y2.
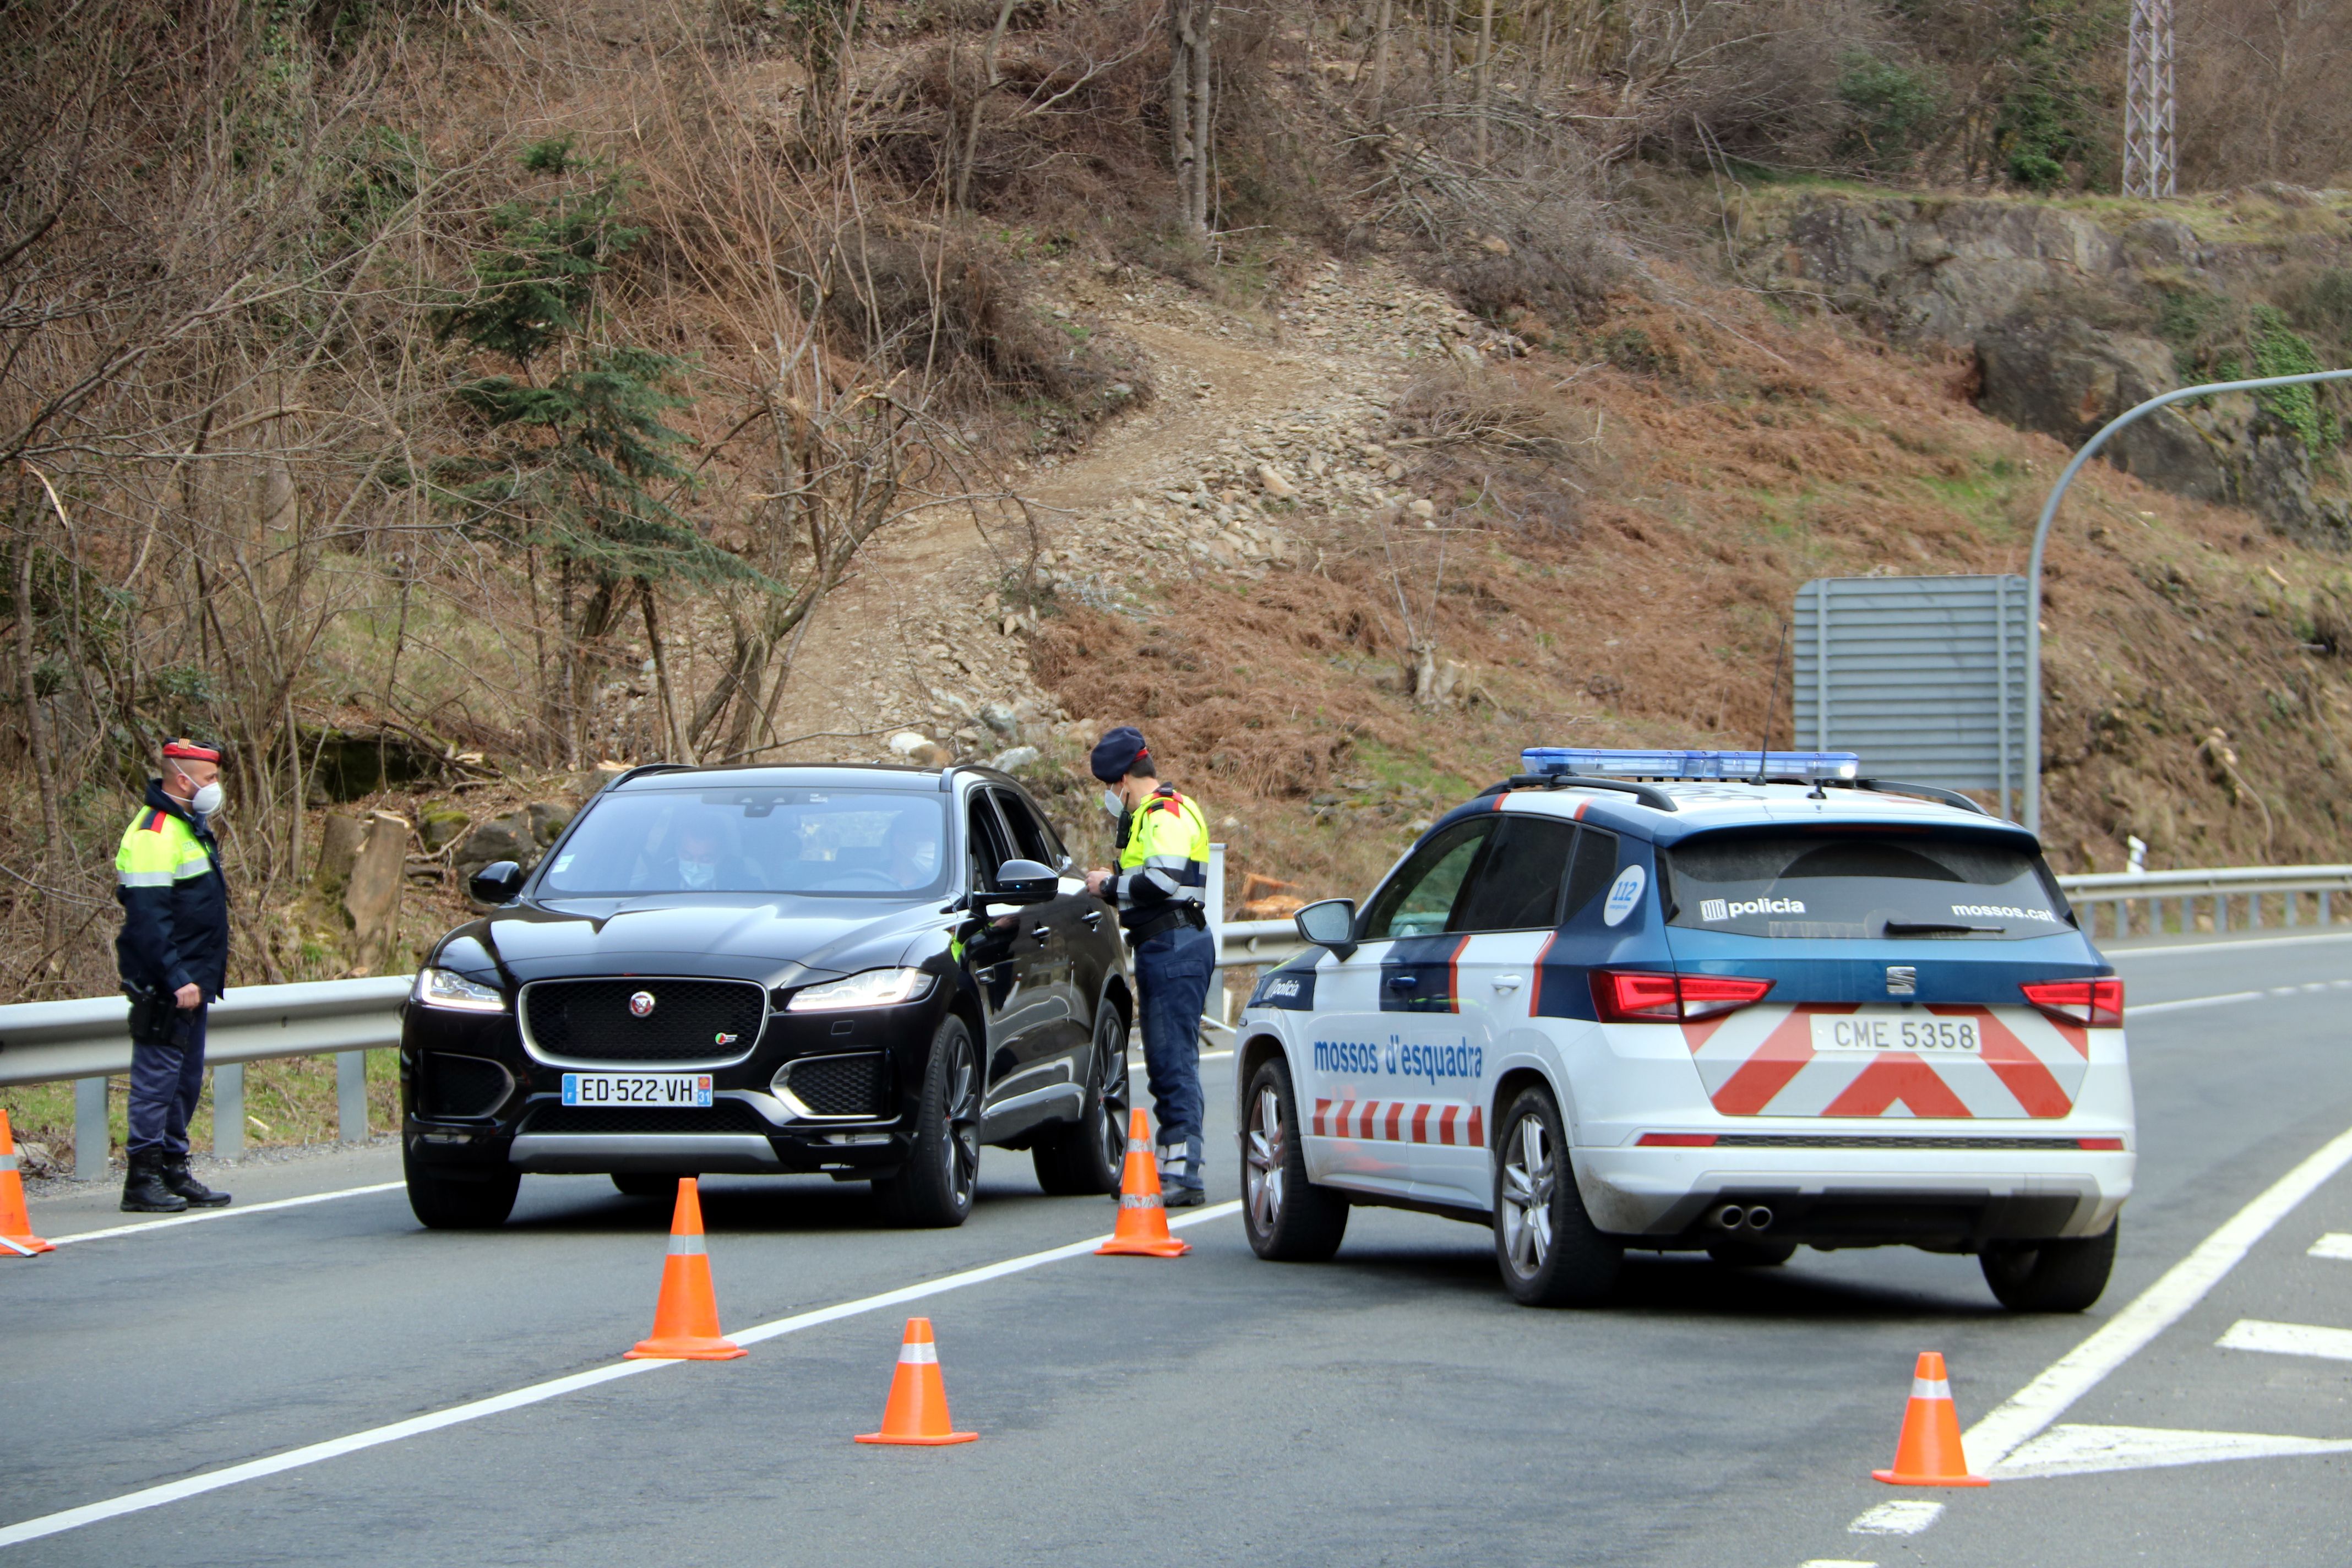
(1885, 965, 1918, 997)
(629, 990, 657, 1018)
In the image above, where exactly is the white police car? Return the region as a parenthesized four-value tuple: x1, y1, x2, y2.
(1233, 748, 2132, 1310)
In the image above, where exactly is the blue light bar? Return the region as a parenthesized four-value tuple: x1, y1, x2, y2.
(1522, 747, 1861, 782)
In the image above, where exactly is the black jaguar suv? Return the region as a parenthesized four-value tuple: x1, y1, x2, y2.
(399, 763, 1134, 1229)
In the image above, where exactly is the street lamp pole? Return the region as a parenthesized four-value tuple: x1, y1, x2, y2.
(2023, 367, 2352, 836)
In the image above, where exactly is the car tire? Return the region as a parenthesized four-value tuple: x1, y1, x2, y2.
(611, 1173, 677, 1199)
(1241, 1055, 1348, 1261)
(875, 1014, 982, 1229)
(1493, 1086, 1620, 1307)
(1033, 997, 1130, 1196)
(1706, 1238, 1798, 1268)
(404, 1144, 520, 1230)
(1980, 1221, 2119, 1313)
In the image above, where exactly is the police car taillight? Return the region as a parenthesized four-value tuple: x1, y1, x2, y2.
(1591, 970, 1773, 1022)
(2021, 977, 2124, 1027)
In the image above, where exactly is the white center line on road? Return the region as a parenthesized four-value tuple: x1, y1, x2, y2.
(2309, 1233, 2352, 1260)
(1962, 1119, 2352, 1471)
(2217, 1318, 2352, 1362)
(2109, 929, 2352, 958)
(46, 1182, 406, 1246)
(0, 1199, 1243, 1550)
(1848, 1499, 1943, 1536)
(2132, 990, 2269, 1016)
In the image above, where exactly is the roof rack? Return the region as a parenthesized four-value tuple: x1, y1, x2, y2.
(1481, 772, 1680, 813)
(608, 763, 694, 790)
(1841, 777, 1993, 817)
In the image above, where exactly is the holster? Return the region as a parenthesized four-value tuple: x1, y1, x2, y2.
(123, 984, 191, 1049)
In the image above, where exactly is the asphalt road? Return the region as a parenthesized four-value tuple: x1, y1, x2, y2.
(9, 932, 2352, 1566)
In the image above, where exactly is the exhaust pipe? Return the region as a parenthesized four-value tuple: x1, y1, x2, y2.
(1745, 1205, 1774, 1231)
(1712, 1203, 1746, 1231)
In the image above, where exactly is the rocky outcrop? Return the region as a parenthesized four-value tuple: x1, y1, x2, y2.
(313, 810, 411, 972)
(1763, 194, 2347, 545)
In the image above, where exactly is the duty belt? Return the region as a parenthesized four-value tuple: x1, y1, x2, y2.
(1125, 905, 1207, 946)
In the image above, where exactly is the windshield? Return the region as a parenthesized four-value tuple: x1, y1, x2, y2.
(1663, 828, 2073, 940)
(537, 788, 948, 897)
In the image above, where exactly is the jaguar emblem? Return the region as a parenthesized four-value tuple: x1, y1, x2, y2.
(628, 990, 657, 1018)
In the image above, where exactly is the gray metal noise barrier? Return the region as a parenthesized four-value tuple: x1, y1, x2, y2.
(1793, 574, 2032, 820)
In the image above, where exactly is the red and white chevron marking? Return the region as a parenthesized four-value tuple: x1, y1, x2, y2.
(1679, 1004, 2098, 1119)
(1313, 1098, 1485, 1147)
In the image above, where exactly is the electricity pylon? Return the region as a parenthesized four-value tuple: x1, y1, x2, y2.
(2123, 0, 2176, 198)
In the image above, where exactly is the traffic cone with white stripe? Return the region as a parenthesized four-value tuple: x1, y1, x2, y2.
(624, 1178, 745, 1360)
(1096, 1107, 1191, 1258)
(854, 1317, 977, 1445)
(0, 1110, 53, 1258)
(1872, 1352, 1989, 1486)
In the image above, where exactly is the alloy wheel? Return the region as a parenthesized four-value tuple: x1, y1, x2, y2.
(1499, 1114, 1555, 1278)
(1096, 1014, 1130, 1177)
(944, 1030, 981, 1202)
(1246, 1084, 1286, 1234)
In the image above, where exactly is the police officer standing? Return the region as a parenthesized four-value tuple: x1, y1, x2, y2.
(114, 739, 233, 1213)
(1084, 727, 1214, 1207)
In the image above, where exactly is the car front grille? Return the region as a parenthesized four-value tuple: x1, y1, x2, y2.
(419, 1053, 511, 1118)
(519, 1100, 774, 1136)
(782, 1052, 891, 1119)
(521, 978, 766, 1065)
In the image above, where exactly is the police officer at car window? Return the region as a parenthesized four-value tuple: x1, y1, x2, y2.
(1083, 727, 1214, 1207)
(115, 738, 233, 1213)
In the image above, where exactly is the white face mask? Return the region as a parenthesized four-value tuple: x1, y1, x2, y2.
(172, 764, 224, 819)
(1101, 789, 1125, 818)
(678, 856, 717, 889)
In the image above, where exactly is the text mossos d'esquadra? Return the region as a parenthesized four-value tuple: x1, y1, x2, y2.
(1313, 1036, 1485, 1086)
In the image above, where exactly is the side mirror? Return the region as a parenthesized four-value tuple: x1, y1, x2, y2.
(1295, 898, 1358, 961)
(469, 861, 525, 905)
(990, 858, 1059, 905)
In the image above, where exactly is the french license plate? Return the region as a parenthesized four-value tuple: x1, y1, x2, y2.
(1809, 1012, 1982, 1054)
(560, 1072, 714, 1107)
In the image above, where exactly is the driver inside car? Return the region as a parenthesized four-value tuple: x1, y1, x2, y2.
(634, 812, 765, 892)
(886, 814, 941, 890)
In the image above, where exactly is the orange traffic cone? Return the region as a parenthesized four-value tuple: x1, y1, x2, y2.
(624, 1178, 745, 1360)
(854, 1317, 977, 1445)
(1872, 1352, 1989, 1486)
(1096, 1108, 1191, 1258)
(0, 1110, 53, 1259)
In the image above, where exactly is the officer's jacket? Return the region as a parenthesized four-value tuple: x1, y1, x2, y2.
(1112, 784, 1210, 929)
(115, 781, 228, 999)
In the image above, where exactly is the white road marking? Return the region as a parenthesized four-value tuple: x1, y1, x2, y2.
(0, 1200, 1244, 1550)
(46, 1182, 406, 1246)
(1994, 1423, 2352, 1479)
(1963, 1118, 2352, 1470)
(1800, 1559, 1877, 1567)
(2217, 1318, 2352, 1362)
(1847, 1499, 1943, 1535)
(2132, 990, 2268, 1015)
(2110, 929, 2352, 957)
(2308, 1233, 2352, 1260)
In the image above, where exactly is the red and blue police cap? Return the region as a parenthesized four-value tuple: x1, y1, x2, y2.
(161, 738, 222, 762)
(1090, 726, 1150, 783)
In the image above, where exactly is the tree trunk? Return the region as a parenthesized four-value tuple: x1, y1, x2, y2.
(638, 579, 692, 765)
(956, 0, 1021, 209)
(12, 528, 63, 965)
(1371, 0, 1392, 108)
(1168, 3, 1202, 238)
(1476, 0, 1494, 164)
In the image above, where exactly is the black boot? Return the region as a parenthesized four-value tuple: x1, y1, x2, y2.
(121, 1151, 189, 1214)
(162, 1155, 231, 1208)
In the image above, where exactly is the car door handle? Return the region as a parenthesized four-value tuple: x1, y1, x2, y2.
(1387, 973, 1417, 988)
(1491, 974, 1524, 992)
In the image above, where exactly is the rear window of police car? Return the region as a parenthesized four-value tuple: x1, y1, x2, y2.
(1662, 829, 2074, 940)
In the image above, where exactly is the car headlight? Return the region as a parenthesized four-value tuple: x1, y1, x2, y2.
(413, 966, 509, 1014)
(786, 968, 935, 1011)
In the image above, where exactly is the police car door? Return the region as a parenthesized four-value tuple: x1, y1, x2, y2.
(1302, 815, 1495, 1195)
(1436, 809, 1585, 1209)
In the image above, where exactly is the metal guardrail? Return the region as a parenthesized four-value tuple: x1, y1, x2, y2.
(6, 863, 2343, 1181)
